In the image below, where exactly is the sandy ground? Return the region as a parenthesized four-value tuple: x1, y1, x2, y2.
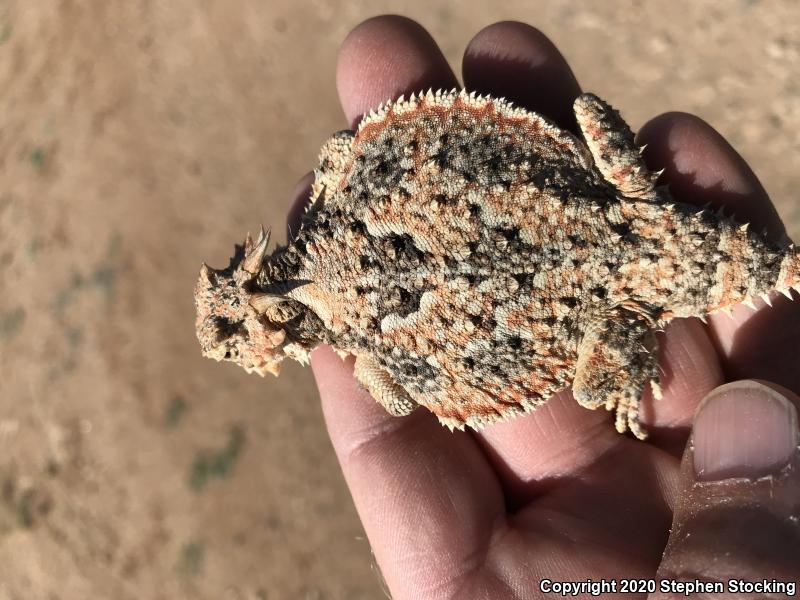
(0, 1, 798, 598)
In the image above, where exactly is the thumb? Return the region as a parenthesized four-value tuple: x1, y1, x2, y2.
(654, 380, 800, 599)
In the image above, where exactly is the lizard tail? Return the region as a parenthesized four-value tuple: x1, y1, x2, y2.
(703, 222, 799, 315)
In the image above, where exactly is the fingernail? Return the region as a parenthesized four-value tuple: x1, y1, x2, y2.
(693, 380, 798, 481)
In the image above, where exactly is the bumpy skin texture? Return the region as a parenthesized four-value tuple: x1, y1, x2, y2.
(195, 91, 800, 439)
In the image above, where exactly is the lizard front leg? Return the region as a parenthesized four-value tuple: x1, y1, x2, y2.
(354, 354, 418, 417)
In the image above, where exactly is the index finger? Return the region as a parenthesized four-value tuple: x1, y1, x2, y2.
(314, 16, 505, 598)
(336, 15, 458, 128)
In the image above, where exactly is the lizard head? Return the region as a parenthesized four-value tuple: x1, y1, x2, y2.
(194, 228, 292, 376)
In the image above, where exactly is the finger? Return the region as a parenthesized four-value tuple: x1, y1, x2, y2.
(336, 15, 458, 128)
(654, 381, 800, 594)
(462, 21, 582, 131)
(312, 19, 506, 597)
(639, 319, 724, 449)
(460, 23, 612, 497)
(639, 113, 800, 396)
(638, 112, 785, 240)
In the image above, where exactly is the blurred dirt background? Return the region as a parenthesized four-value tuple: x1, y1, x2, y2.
(0, 1, 798, 598)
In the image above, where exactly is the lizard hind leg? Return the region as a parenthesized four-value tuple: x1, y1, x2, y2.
(572, 306, 661, 440)
(573, 93, 661, 201)
(354, 354, 418, 417)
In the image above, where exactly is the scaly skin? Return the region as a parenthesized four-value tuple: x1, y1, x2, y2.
(194, 91, 800, 439)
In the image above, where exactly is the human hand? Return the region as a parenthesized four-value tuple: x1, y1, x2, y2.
(288, 17, 800, 598)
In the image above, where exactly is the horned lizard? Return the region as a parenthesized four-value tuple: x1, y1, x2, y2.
(194, 90, 800, 439)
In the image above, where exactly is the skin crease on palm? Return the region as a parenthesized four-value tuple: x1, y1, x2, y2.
(282, 17, 800, 600)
